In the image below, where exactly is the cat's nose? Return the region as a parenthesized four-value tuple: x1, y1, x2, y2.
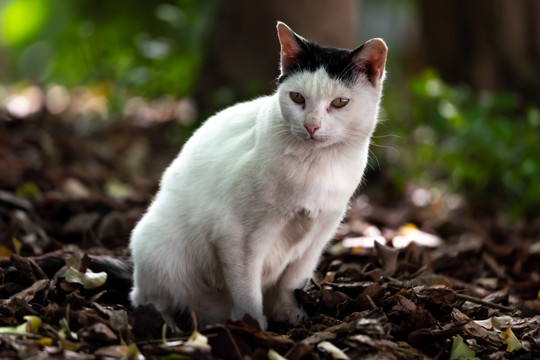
(304, 123, 320, 135)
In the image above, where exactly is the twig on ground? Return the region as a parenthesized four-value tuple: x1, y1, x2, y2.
(455, 293, 515, 312)
(223, 325, 243, 360)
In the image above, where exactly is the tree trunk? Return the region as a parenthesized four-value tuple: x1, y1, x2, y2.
(418, 0, 540, 102)
(194, 0, 359, 113)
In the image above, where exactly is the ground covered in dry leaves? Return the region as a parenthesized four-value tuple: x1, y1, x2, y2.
(1, 108, 539, 359)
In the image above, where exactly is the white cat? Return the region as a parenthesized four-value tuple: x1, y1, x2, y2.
(129, 22, 387, 331)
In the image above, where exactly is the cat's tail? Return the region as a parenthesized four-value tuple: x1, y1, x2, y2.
(89, 255, 134, 295)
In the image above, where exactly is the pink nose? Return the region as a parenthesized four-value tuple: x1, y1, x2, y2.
(304, 123, 320, 135)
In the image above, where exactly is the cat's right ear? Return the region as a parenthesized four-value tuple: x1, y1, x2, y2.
(277, 22, 304, 75)
(350, 38, 388, 86)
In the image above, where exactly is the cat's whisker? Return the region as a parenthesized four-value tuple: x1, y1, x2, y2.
(371, 133, 401, 140)
(367, 148, 381, 171)
(370, 141, 400, 157)
(336, 129, 372, 148)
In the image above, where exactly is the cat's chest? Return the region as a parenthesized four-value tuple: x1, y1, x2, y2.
(261, 152, 359, 215)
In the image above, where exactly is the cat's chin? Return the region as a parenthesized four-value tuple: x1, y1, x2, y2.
(292, 131, 331, 146)
(308, 137, 327, 145)
(303, 136, 336, 149)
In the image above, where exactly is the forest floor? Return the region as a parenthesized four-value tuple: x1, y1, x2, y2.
(0, 108, 539, 359)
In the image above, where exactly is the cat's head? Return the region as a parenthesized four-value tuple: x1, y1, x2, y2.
(275, 22, 387, 149)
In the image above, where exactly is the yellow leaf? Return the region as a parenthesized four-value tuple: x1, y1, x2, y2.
(351, 246, 363, 255)
(23, 316, 41, 333)
(122, 343, 142, 360)
(38, 338, 53, 346)
(501, 328, 522, 352)
(394, 223, 443, 248)
(12, 237, 22, 255)
(60, 338, 80, 351)
(402, 223, 419, 232)
(0, 246, 12, 258)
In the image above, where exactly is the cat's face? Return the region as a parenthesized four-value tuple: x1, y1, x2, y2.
(275, 22, 387, 149)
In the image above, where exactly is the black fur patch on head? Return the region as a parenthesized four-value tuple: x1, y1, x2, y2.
(278, 38, 360, 86)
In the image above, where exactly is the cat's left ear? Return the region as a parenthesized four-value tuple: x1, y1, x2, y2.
(277, 22, 306, 75)
(351, 38, 388, 86)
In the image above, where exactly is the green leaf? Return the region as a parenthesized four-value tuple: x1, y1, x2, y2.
(0, 315, 42, 336)
(59, 317, 78, 340)
(268, 349, 288, 360)
(105, 180, 133, 198)
(0, 0, 49, 45)
(15, 182, 41, 200)
(450, 336, 479, 360)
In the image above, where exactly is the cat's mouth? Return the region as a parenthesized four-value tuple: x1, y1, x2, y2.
(291, 127, 331, 146)
(304, 134, 332, 146)
(308, 136, 325, 143)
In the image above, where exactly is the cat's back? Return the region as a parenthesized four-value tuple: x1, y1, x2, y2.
(162, 96, 272, 189)
(196, 96, 269, 145)
(185, 96, 271, 154)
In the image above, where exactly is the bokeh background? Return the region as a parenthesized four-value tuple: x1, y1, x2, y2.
(1, 0, 539, 221)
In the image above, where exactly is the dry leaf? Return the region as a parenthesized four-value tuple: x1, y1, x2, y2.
(501, 328, 522, 352)
(65, 267, 107, 289)
(317, 341, 349, 359)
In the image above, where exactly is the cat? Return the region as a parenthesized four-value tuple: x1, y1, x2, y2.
(129, 21, 387, 331)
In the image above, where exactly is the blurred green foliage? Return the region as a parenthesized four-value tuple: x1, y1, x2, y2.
(0, 0, 215, 100)
(379, 70, 539, 218)
(1, 0, 538, 219)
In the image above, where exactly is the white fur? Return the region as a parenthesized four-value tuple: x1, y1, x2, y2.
(129, 64, 384, 330)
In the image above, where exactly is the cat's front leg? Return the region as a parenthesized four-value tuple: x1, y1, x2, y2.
(266, 216, 341, 324)
(265, 283, 308, 324)
(227, 264, 268, 330)
(264, 253, 316, 324)
(215, 233, 269, 330)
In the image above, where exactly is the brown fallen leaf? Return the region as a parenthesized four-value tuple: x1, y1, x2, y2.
(374, 240, 399, 276)
(407, 320, 469, 349)
(79, 322, 118, 344)
(10, 254, 48, 283)
(451, 308, 504, 348)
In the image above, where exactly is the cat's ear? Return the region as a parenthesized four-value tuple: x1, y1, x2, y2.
(350, 38, 387, 86)
(277, 22, 305, 74)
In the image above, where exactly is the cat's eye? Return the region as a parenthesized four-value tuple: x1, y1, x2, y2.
(331, 97, 349, 108)
(290, 92, 305, 105)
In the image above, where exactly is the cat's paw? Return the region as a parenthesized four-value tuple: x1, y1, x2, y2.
(247, 313, 268, 331)
(270, 305, 307, 325)
(258, 315, 268, 331)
